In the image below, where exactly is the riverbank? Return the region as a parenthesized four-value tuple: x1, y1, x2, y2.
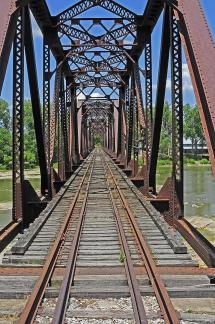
(186, 216, 215, 245)
(0, 160, 211, 178)
(0, 168, 40, 179)
(0, 165, 214, 246)
(157, 158, 210, 167)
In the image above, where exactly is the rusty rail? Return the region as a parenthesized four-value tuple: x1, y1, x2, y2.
(51, 157, 96, 323)
(102, 157, 148, 324)
(175, 218, 215, 268)
(18, 153, 96, 324)
(103, 155, 180, 324)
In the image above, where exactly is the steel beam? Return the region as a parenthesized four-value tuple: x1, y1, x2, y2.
(12, 9, 25, 222)
(149, 6, 170, 192)
(145, 38, 153, 169)
(127, 74, 135, 165)
(24, 7, 48, 195)
(170, 9, 184, 218)
(0, 1, 18, 94)
(60, 77, 70, 176)
(177, 0, 215, 176)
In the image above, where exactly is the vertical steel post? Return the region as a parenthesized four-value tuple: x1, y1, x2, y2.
(117, 87, 124, 157)
(145, 38, 153, 167)
(133, 68, 138, 176)
(149, 6, 170, 193)
(81, 106, 87, 157)
(66, 80, 72, 168)
(111, 104, 115, 152)
(170, 9, 184, 218)
(73, 89, 80, 164)
(43, 37, 51, 196)
(127, 74, 134, 165)
(12, 8, 25, 222)
(58, 83, 64, 178)
(60, 77, 70, 177)
(25, 7, 48, 196)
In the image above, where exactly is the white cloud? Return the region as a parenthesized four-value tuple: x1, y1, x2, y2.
(77, 92, 105, 100)
(152, 63, 193, 93)
(30, 13, 42, 39)
(77, 93, 86, 100)
(166, 79, 171, 90)
(90, 92, 104, 98)
(182, 63, 193, 92)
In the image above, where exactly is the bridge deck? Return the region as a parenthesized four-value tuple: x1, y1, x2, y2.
(0, 150, 214, 323)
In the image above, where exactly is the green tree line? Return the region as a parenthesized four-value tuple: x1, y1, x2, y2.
(160, 102, 205, 159)
(0, 99, 205, 170)
(0, 99, 37, 170)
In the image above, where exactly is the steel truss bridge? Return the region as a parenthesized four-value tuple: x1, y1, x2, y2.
(0, 0, 215, 303)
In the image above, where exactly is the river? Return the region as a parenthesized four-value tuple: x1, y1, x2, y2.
(0, 167, 215, 241)
(157, 165, 215, 220)
(0, 177, 40, 229)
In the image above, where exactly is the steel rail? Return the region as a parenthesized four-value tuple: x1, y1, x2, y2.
(102, 156, 148, 324)
(51, 155, 96, 323)
(103, 154, 180, 324)
(18, 152, 96, 324)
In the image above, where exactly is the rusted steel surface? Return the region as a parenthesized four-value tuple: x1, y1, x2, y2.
(175, 218, 215, 268)
(0, 0, 18, 93)
(104, 154, 180, 324)
(51, 157, 95, 323)
(177, 0, 215, 175)
(0, 2, 214, 321)
(0, 150, 215, 322)
(0, 0, 214, 234)
(18, 153, 94, 324)
(103, 158, 148, 324)
(1, 265, 215, 277)
(0, 221, 21, 253)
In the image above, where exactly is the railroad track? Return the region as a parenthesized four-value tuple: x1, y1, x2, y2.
(0, 149, 214, 323)
(17, 149, 178, 323)
(102, 154, 179, 324)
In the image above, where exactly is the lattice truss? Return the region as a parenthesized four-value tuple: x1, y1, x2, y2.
(1, 0, 215, 230)
(56, 0, 139, 101)
(82, 99, 113, 135)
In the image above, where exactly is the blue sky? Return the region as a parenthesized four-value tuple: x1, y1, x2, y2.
(1, 0, 215, 106)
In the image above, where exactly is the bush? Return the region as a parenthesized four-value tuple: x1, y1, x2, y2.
(0, 164, 6, 171)
(157, 159, 171, 166)
(184, 158, 196, 165)
(199, 158, 210, 165)
(24, 151, 37, 169)
(138, 159, 144, 167)
(3, 155, 12, 170)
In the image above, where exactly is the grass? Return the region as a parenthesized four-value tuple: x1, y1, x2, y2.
(184, 158, 196, 165)
(137, 158, 210, 168)
(119, 251, 126, 263)
(198, 228, 215, 244)
(199, 158, 210, 165)
(157, 159, 172, 166)
(187, 308, 193, 314)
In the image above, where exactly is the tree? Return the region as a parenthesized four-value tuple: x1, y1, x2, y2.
(24, 100, 37, 168)
(184, 104, 205, 156)
(159, 102, 172, 158)
(0, 98, 38, 169)
(0, 99, 12, 168)
(0, 128, 12, 168)
(0, 99, 11, 129)
(94, 134, 101, 146)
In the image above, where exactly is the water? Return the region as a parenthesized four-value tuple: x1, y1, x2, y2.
(0, 177, 40, 229)
(156, 165, 215, 220)
(0, 167, 215, 230)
